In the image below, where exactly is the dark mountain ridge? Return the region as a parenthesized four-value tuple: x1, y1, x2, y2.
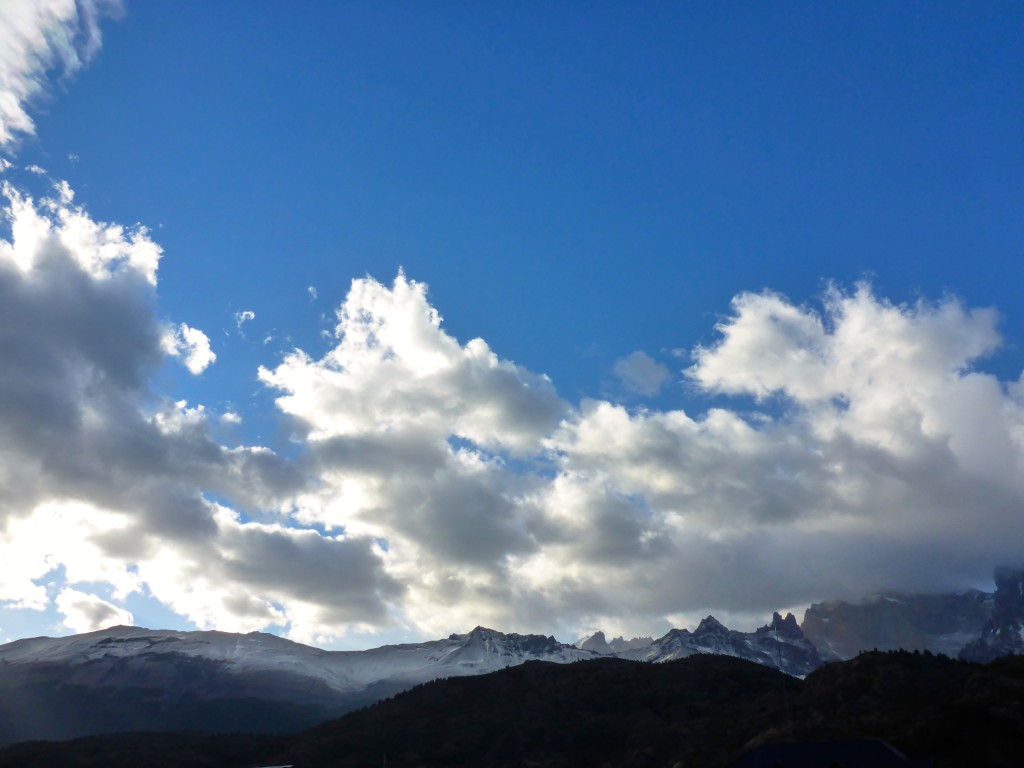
(2, 651, 1022, 768)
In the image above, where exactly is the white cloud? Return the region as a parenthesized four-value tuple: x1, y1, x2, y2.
(536, 285, 1024, 621)
(234, 309, 255, 331)
(57, 587, 133, 633)
(308, 285, 317, 300)
(0, 180, 162, 282)
(258, 272, 571, 635)
(163, 323, 216, 374)
(0, 0, 122, 148)
(0, 501, 140, 613)
(688, 285, 1009, 466)
(613, 350, 671, 396)
(5, 174, 1024, 644)
(260, 275, 1024, 636)
(260, 272, 566, 454)
(0, 179, 395, 643)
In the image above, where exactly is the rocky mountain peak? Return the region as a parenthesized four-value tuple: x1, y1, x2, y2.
(608, 634, 654, 652)
(960, 566, 1024, 663)
(757, 611, 802, 639)
(459, 626, 567, 657)
(576, 631, 654, 654)
(576, 631, 610, 654)
(693, 615, 727, 636)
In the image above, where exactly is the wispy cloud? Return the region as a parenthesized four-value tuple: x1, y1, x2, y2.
(613, 350, 671, 396)
(234, 309, 255, 331)
(0, 0, 122, 148)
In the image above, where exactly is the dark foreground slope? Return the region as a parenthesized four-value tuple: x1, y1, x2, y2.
(1, 652, 1022, 768)
(0, 653, 351, 745)
(287, 655, 798, 768)
(772, 651, 1024, 767)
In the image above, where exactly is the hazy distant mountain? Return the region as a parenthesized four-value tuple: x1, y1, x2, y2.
(800, 589, 993, 660)
(574, 630, 653, 654)
(960, 566, 1024, 662)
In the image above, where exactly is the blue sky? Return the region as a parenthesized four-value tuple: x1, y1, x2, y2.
(1, 1, 1023, 648)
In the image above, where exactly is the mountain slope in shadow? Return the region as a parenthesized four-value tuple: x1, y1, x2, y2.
(1, 651, 1022, 768)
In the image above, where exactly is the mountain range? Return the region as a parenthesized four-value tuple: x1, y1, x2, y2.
(0, 624, 590, 745)
(0, 566, 1021, 748)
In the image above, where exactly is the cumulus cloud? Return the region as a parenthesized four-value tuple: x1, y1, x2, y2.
(260, 272, 566, 454)
(163, 322, 216, 374)
(534, 285, 1024, 626)
(0, 180, 397, 643)
(257, 272, 569, 635)
(0, 0, 122, 148)
(5, 174, 1024, 644)
(255, 273, 1024, 638)
(613, 350, 671, 396)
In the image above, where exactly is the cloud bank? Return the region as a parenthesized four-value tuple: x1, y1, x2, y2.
(0, 179, 397, 644)
(3, 175, 1024, 643)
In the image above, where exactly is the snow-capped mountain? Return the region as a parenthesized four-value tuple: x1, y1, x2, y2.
(603, 613, 822, 677)
(0, 613, 825, 746)
(0, 625, 594, 745)
(0, 624, 593, 697)
(4, 568, 1021, 748)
